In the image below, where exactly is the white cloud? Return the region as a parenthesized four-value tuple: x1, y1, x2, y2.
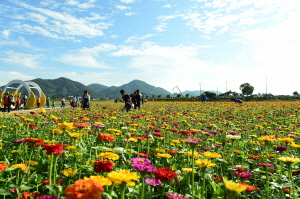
(58, 54, 111, 69)
(0, 71, 34, 86)
(0, 40, 18, 47)
(120, 0, 136, 3)
(125, 12, 135, 16)
(0, 51, 43, 69)
(125, 34, 154, 43)
(10, 2, 112, 40)
(154, 23, 168, 32)
(57, 43, 117, 68)
(1, 30, 10, 39)
(162, 4, 171, 8)
(115, 5, 131, 10)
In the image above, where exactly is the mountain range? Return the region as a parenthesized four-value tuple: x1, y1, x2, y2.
(1, 77, 220, 99)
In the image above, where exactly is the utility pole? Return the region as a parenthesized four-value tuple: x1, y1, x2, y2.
(226, 81, 227, 97)
(266, 78, 268, 95)
(199, 83, 201, 96)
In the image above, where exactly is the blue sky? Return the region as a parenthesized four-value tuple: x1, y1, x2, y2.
(0, 0, 300, 95)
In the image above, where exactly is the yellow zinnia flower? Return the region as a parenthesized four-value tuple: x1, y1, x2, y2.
(98, 152, 119, 160)
(291, 142, 300, 148)
(223, 179, 246, 199)
(184, 151, 199, 158)
(181, 168, 196, 173)
(84, 176, 112, 186)
(203, 152, 222, 159)
(278, 157, 300, 163)
(68, 132, 80, 138)
(155, 153, 172, 158)
(57, 121, 74, 130)
(107, 170, 140, 186)
(278, 137, 294, 143)
(61, 168, 77, 177)
(12, 163, 27, 169)
(154, 148, 166, 153)
(25, 161, 38, 165)
(195, 159, 216, 168)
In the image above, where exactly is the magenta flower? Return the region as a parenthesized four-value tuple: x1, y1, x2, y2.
(185, 137, 202, 144)
(131, 158, 151, 164)
(165, 192, 190, 199)
(201, 147, 212, 151)
(131, 163, 157, 173)
(258, 163, 274, 168)
(209, 131, 220, 134)
(228, 131, 239, 135)
(276, 146, 286, 151)
(145, 178, 162, 186)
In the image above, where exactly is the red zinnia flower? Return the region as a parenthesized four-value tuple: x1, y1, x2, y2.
(0, 163, 8, 172)
(18, 192, 43, 199)
(42, 143, 64, 155)
(154, 167, 178, 182)
(179, 131, 192, 137)
(73, 123, 89, 128)
(137, 152, 151, 157)
(153, 132, 163, 137)
(168, 150, 179, 155)
(94, 159, 114, 173)
(28, 124, 38, 129)
(24, 138, 44, 146)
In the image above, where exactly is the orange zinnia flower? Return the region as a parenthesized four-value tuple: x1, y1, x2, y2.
(64, 179, 104, 199)
(0, 163, 8, 172)
(73, 123, 90, 128)
(97, 133, 115, 142)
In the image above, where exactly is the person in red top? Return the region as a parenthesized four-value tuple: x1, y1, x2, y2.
(15, 96, 21, 110)
(3, 93, 11, 113)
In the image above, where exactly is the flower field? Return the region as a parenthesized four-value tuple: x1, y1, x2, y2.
(0, 101, 300, 199)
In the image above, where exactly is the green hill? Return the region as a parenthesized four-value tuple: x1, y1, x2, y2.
(97, 80, 172, 97)
(87, 83, 109, 93)
(30, 77, 110, 99)
(2, 78, 172, 99)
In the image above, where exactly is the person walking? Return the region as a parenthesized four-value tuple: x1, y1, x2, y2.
(52, 100, 56, 109)
(3, 93, 11, 113)
(120, 89, 132, 112)
(76, 95, 80, 107)
(9, 94, 15, 107)
(200, 93, 207, 103)
(130, 92, 137, 109)
(81, 91, 90, 109)
(61, 97, 66, 108)
(22, 94, 28, 110)
(135, 90, 142, 109)
(46, 96, 50, 108)
(15, 96, 21, 111)
(36, 97, 41, 108)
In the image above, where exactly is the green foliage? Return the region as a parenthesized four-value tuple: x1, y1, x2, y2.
(240, 83, 254, 96)
(204, 91, 216, 99)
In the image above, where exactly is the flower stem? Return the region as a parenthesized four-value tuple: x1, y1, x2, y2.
(120, 182, 126, 199)
(191, 149, 195, 198)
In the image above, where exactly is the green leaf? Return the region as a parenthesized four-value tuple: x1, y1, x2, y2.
(20, 185, 32, 191)
(145, 192, 160, 199)
(0, 188, 11, 196)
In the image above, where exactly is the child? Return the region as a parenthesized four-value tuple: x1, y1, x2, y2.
(52, 101, 56, 109)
